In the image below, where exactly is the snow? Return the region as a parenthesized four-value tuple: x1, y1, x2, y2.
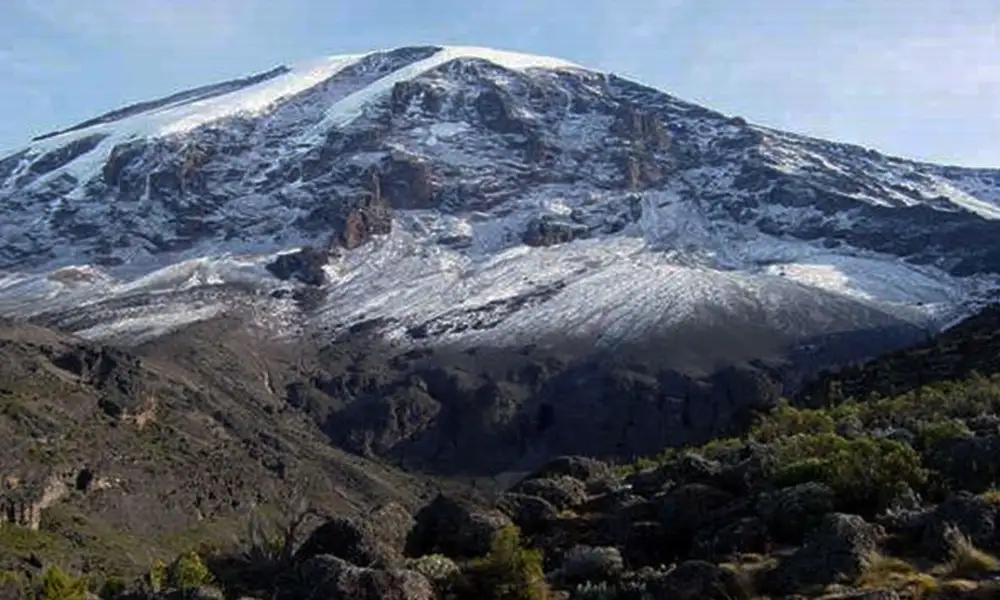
(306, 46, 582, 137)
(158, 54, 367, 136)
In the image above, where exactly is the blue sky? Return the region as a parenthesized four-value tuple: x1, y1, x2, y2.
(1, 0, 997, 167)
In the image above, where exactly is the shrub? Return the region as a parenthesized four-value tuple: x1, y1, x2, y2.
(146, 559, 167, 593)
(166, 550, 212, 590)
(453, 525, 548, 600)
(769, 433, 927, 513)
(38, 566, 87, 600)
(915, 419, 973, 451)
(751, 402, 837, 442)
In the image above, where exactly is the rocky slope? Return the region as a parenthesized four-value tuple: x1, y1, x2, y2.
(0, 316, 432, 575)
(10, 303, 1000, 599)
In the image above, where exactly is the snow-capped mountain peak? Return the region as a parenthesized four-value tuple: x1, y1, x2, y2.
(1, 44, 999, 353)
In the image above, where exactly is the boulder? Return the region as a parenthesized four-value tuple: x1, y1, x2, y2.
(157, 588, 226, 600)
(287, 555, 435, 600)
(367, 502, 416, 555)
(764, 513, 883, 595)
(658, 483, 736, 538)
(511, 476, 588, 512)
(526, 455, 613, 483)
(497, 493, 559, 534)
(522, 216, 587, 247)
(405, 494, 513, 559)
(921, 492, 1000, 560)
(928, 436, 1000, 494)
(296, 516, 400, 568)
(821, 590, 901, 600)
(265, 246, 331, 286)
(555, 545, 625, 585)
(692, 516, 771, 560)
(757, 482, 836, 544)
(648, 560, 749, 600)
(621, 521, 669, 568)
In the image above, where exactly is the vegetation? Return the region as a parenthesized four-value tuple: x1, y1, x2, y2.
(38, 566, 88, 600)
(164, 551, 211, 590)
(936, 527, 1000, 580)
(856, 554, 937, 599)
(770, 432, 927, 512)
(451, 526, 549, 600)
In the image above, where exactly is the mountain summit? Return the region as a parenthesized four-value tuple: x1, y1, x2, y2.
(1, 43, 999, 356)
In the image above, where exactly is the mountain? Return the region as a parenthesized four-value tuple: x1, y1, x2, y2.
(2, 45, 1000, 473)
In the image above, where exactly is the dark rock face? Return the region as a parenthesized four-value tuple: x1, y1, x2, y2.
(522, 216, 588, 247)
(339, 192, 393, 250)
(0, 150, 27, 184)
(375, 154, 436, 209)
(45, 345, 150, 419)
(265, 246, 332, 286)
(474, 86, 530, 135)
(611, 105, 670, 151)
(25, 134, 108, 179)
(282, 340, 792, 477)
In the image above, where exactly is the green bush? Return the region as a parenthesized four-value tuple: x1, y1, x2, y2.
(38, 566, 87, 600)
(452, 525, 548, 600)
(915, 419, 973, 451)
(166, 550, 211, 590)
(146, 558, 167, 593)
(770, 433, 927, 512)
(751, 402, 837, 442)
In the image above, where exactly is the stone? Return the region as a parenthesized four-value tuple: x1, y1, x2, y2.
(510, 476, 589, 511)
(296, 516, 401, 568)
(405, 494, 513, 559)
(764, 514, 883, 595)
